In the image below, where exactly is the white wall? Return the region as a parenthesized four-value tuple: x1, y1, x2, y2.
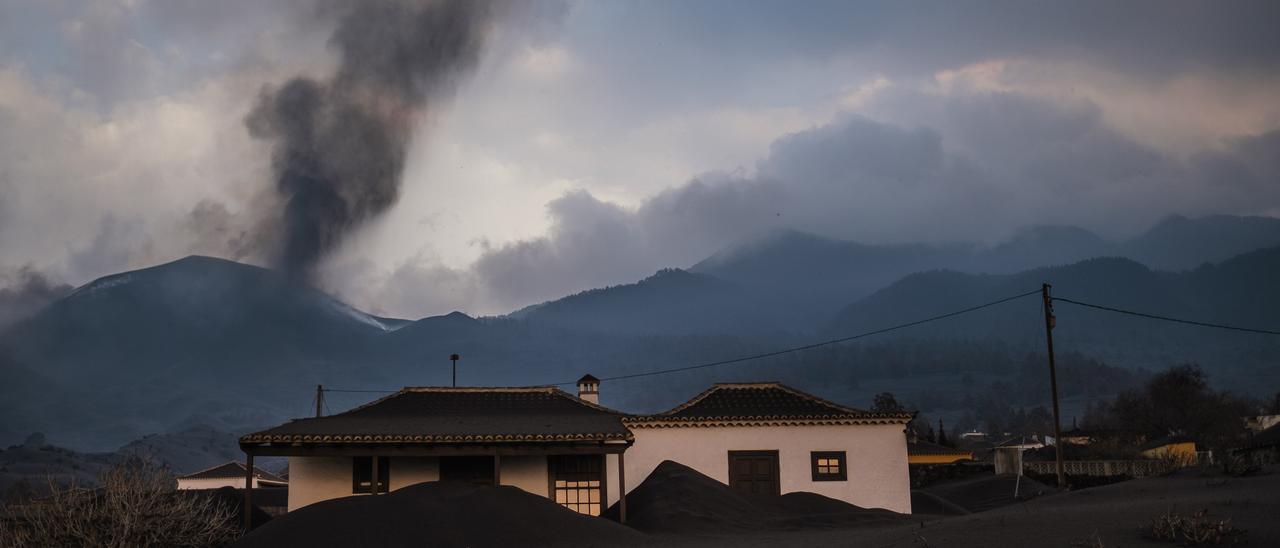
(176, 477, 281, 490)
(287, 455, 552, 511)
(499, 455, 549, 497)
(622, 423, 911, 513)
(288, 456, 353, 512)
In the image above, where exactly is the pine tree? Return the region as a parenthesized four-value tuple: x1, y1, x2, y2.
(937, 418, 951, 447)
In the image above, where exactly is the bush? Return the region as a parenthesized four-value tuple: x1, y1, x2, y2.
(0, 460, 239, 547)
(1145, 509, 1245, 545)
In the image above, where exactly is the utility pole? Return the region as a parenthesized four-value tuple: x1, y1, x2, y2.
(450, 354, 460, 387)
(315, 384, 324, 418)
(1041, 283, 1066, 489)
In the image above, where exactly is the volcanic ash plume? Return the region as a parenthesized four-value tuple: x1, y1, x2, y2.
(246, 0, 494, 278)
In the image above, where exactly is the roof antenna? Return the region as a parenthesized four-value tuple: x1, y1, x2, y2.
(450, 354, 460, 387)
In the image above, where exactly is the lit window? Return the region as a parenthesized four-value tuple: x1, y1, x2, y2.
(549, 456, 604, 515)
(811, 451, 847, 481)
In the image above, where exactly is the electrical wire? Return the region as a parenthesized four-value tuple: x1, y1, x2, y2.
(548, 288, 1044, 386)
(1052, 296, 1280, 336)
(323, 389, 398, 393)
(318, 288, 1043, 393)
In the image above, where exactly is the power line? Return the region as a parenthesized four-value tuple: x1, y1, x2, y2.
(1052, 296, 1280, 336)
(317, 288, 1042, 393)
(550, 288, 1044, 386)
(323, 389, 398, 394)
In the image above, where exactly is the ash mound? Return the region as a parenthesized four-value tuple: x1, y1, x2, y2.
(234, 481, 646, 548)
(605, 460, 909, 534)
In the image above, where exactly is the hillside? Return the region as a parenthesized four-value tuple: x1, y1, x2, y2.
(0, 256, 413, 449)
(826, 249, 1280, 383)
(509, 269, 775, 334)
(691, 215, 1280, 322)
(2, 231, 1278, 452)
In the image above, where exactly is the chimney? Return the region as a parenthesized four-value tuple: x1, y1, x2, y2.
(576, 374, 600, 405)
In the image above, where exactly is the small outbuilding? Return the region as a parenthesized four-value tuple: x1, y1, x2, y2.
(176, 461, 287, 490)
(907, 439, 973, 464)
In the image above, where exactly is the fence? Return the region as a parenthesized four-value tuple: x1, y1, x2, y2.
(1023, 459, 1174, 477)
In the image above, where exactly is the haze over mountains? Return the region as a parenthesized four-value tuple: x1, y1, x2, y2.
(1, 214, 1278, 451)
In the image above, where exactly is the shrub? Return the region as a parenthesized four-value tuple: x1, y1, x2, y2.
(1145, 509, 1245, 545)
(0, 460, 239, 547)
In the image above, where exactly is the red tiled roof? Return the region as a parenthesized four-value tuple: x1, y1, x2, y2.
(240, 387, 631, 445)
(624, 382, 913, 427)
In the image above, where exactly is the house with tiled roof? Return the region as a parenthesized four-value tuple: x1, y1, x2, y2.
(239, 376, 915, 524)
(176, 461, 287, 490)
(907, 439, 973, 464)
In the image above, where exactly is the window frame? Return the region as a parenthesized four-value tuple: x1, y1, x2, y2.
(547, 455, 607, 516)
(352, 456, 390, 494)
(810, 451, 847, 482)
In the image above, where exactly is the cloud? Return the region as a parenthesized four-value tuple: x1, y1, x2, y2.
(760, 115, 943, 184)
(0, 266, 72, 330)
(430, 86, 1280, 314)
(3, 0, 1280, 320)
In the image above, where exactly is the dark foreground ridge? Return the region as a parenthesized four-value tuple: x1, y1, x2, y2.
(603, 460, 910, 534)
(233, 481, 647, 548)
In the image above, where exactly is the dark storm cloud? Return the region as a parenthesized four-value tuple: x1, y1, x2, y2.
(246, 0, 496, 278)
(759, 116, 943, 184)
(587, 0, 1280, 78)
(1188, 130, 1280, 204)
(470, 87, 1280, 311)
(182, 199, 268, 262)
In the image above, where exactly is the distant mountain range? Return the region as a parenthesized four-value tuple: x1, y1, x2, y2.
(1, 214, 1278, 451)
(829, 249, 1280, 353)
(688, 214, 1280, 325)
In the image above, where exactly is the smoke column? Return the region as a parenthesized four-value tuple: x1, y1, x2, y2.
(247, 0, 494, 278)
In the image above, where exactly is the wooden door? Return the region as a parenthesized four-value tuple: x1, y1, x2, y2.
(727, 450, 780, 496)
(440, 456, 495, 485)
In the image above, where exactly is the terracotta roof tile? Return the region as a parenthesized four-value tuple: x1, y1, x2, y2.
(240, 387, 631, 445)
(624, 382, 913, 426)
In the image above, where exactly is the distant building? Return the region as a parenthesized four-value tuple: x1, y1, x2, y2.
(176, 461, 286, 490)
(1138, 436, 1198, 466)
(995, 434, 1049, 451)
(1059, 427, 1139, 446)
(960, 430, 988, 442)
(1235, 423, 1280, 466)
(1244, 414, 1280, 433)
(907, 439, 973, 464)
(239, 377, 915, 522)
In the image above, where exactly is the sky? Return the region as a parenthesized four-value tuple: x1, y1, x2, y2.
(0, 0, 1278, 319)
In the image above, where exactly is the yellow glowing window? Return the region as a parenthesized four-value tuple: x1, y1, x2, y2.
(811, 451, 847, 481)
(549, 456, 605, 516)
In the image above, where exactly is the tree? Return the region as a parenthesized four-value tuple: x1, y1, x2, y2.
(872, 392, 905, 413)
(0, 460, 239, 547)
(937, 419, 951, 447)
(1108, 365, 1252, 467)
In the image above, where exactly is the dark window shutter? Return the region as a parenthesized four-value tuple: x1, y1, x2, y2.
(352, 456, 390, 494)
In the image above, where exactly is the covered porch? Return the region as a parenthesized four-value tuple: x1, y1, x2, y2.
(238, 386, 636, 529)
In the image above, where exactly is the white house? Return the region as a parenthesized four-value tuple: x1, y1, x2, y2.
(621, 382, 912, 513)
(238, 375, 914, 524)
(176, 461, 287, 490)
